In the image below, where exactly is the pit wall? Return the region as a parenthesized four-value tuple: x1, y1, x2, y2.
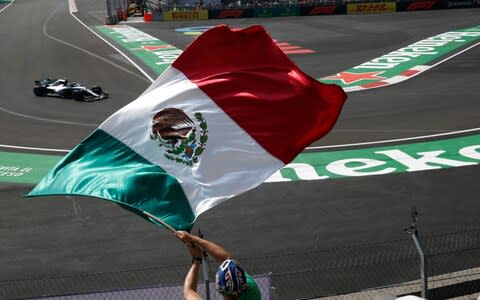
(143, 0, 479, 21)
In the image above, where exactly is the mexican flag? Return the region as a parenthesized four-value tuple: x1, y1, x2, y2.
(27, 25, 347, 231)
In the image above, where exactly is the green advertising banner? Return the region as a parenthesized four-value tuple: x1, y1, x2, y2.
(320, 25, 480, 90)
(3, 134, 479, 184)
(0, 152, 64, 184)
(96, 25, 183, 75)
(253, 6, 300, 17)
(266, 134, 480, 182)
(274, 6, 300, 16)
(253, 7, 274, 17)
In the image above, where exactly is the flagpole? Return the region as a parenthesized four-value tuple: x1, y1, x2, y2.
(142, 210, 177, 233)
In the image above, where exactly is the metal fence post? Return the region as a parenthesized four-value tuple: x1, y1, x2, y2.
(405, 206, 428, 299)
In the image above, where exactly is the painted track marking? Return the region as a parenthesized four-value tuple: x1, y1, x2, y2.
(0, 0, 14, 13)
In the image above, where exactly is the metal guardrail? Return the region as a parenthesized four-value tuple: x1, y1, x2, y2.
(103, 0, 480, 24)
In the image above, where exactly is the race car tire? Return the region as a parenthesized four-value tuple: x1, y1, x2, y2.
(33, 86, 47, 97)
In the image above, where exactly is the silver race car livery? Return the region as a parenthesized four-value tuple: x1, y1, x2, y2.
(33, 78, 109, 102)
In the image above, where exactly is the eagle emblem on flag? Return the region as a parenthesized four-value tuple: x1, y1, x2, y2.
(150, 108, 208, 166)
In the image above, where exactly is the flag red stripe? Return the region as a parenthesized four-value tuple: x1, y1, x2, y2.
(172, 25, 347, 164)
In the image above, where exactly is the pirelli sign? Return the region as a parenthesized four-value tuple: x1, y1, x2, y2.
(347, 2, 396, 14)
(163, 10, 208, 21)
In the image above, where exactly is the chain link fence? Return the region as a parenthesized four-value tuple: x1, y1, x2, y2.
(2, 228, 480, 299)
(105, 0, 165, 24)
(21, 274, 272, 300)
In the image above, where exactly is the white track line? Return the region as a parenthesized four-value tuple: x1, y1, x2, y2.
(343, 41, 480, 93)
(0, 0, 15, 13)
(0, 144, 70, 153)
(431, 40, 480, 69)
(0, 106, 98, 127)
(69, 0, 155, 83)
(45, 6, 149, 83)
(309, 128, 480, 150)
(2, 127, 480, 153)
(68, 0, 77, 13)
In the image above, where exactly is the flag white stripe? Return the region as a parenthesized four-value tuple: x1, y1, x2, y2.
(100, 67, 284, 216)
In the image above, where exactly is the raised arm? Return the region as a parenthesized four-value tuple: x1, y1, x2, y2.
(184, 260, 203, 300)
(175, 231, 231, 262)
(183, 243, 204, 300)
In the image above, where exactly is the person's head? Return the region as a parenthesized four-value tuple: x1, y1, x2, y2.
(215, 259, 247, 299)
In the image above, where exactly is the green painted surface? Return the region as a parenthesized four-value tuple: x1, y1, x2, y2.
(3, 134, 479, 184)
(319, 25, 480, 88)
(0, 152, 63, 184)
(271, 134, 480, 182)
(96, 25, 182, 75)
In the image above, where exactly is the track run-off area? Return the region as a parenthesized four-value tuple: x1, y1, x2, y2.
(1, 0, 480, 298)
(2, 22, 480, 185)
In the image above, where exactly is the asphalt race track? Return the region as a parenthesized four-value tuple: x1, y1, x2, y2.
(1, 1, 480, 299)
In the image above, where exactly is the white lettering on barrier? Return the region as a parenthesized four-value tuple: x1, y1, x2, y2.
(154, 50, 182, 65)
(383, 51, 416, 58)
(326, 158, 395, 177)
(402, 46, 437, 52)
(111, 27, 158, 43)
(375, 149, 477, 171)
(0, 166, 19, 171)
(384, 50, 433, 58)
(0, 172, 23, 177)
(372, 57, 410, 63)
(355, 62, 399, 69)
(353, 30, 480, 70)
(152, 50, 181, 59)
(123, 36, 156, 43)
(266, 170, 291, 182)
(448, 31, 480, 37)
(285, 163, 329, 180)
(265, 144, 480, 182)
(414, 41, 449, 47)
(0, 165, 33, 178)
(459, 145, 480, 160)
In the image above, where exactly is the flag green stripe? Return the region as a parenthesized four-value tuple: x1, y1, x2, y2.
(27, 129, 194, 231)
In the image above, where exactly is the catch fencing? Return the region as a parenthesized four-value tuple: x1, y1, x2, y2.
(105, 0, 129, 25)
(105, 0, 164, 24)
(2, 228, 480, 299)
(103, 0, 480, 24)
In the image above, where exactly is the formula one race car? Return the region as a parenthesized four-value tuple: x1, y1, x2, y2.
(33, 78, 109, 102)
